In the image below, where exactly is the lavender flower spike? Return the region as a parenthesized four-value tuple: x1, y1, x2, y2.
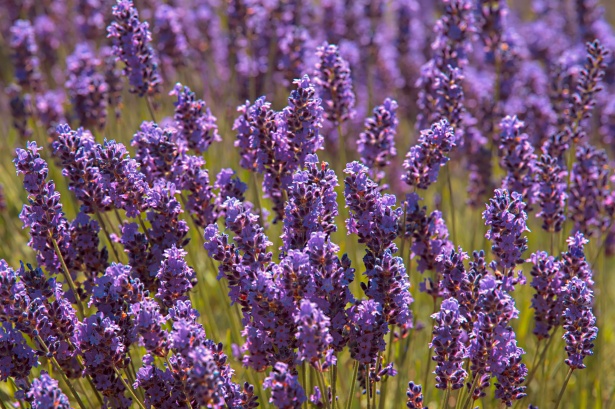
(26, 371, 72, 409)
(264, 362, 307, 409)
(406, 381, 426, 408)
(170, 82, 220, 153)
(314, 43, 356, 125)
(430, 298, 467, 390)
(10, 19, 42, 92)
(562, 277, 598, 370)
(357, 98, 399, 183)
(402, 119, 456, 190)
(107, 0, 161, 97)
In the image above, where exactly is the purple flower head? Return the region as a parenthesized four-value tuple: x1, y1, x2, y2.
(132, 121, 182, 184)
(26, 371, 71, 409)
(562, 277, 598, 369)
(347, 300, 388, 364)
(561, 232, 593, 286)
(170, 83, 220, 153)
(402, 119, 456, 190)
(431, 0, 475, 69)
(129, 298, 168, 356)
(233, 97, 277, 172)
(282, 155, 338, 253)
(7, 84, 33, 139)
(357, 98, 399, 182)
(344, 162, 402, 256)
(498, 116, 537, 205)
(134, 355, 178, 408)
(66, 42, 109, 130)
(295, 300, 334, 369)
(264, 362, 307, 409)
(214, 168, 247, 219)
(0, 260, 28, 321)
(529, 251, 563, 340)
(97, 139, 149, 217)
(78, 313, 131, 405)
(569, 144, 610, 236)
(146, 180, 190, 271)
(10, 19, 42, 92)
(404, 194, 453, 296)
(14, 142, 72, 275)
(492, 325, 528, 406)
(107, 0, 161, 97)
(53, 124, 112, 214)
(0, 322, 38, 381)
(277, 26, 317, 86)
(430, 298, 467, 390)
(438, 247, 480, 329)
(186, 345, 227, 408)
(482, 189, 529, 274)
(306, 232, 355, 351)
(567, 40, 608, 143)
(406, 381, 426, 408)
(154, 4, 189, 71)
(314, 43, 356, 125)
(363, 250, 413, 326)
(100, 45, 124, 117)
(535, 154, 567, 233)
(156, 245, 195, 307)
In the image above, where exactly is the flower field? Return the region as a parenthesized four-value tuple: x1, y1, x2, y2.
(0, 1, 614, 408)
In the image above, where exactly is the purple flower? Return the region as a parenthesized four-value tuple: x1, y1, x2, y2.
(264, 362, 307, 409)
(498, 116, 537, 205)
(529, 252, 564, 340)
(156, 245, 195, 307)
(53, 124, 111, 214)
(170, 83, 220, 153)
(438, 247, 480, 329)
(14, 142, 72, 275)
(344, 161, 402, 256)
(213, 168, 247, 219)
(295, 300, 334, 369)
(404, 193, 453, 297)
(306, 233, 355, 351)
(78, 313, 132, 407)
(430, 298, 467, 390)
(134, 355, 179, 408)
(534, 154, 567, 233)
(107, 0, 161, 97)
(0, 322, 38, 381)
(154, 4, 189, 71)
(357, 98, 399, 183)
(7, 84, 32, 140)
(282, 155, 338, 253)
(482, 189, 529, 274)
(10, 19, 42, 92)
(347, 300, 388, 364)
(233, 97, 275, 172)
(562, 277, 598, 370)
(406, 381, 426, 408)
(567, 40, 608, 143)
(569, 144, 610, 236)
(129, 298, 168, 356)
(402, 119, 456, 190)
(100, 45, 124, 117)
(561, 232, 593, 287)
(26, 371, 71, 409)
(65, 43, 109, 130)
(492, 325, 528, 406)
(363, 250, 413, 326)
(314, 43, 356, 125)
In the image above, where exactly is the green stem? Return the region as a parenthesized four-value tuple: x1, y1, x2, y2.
(525, 332, 556, 387)
(51, 238, 86, 317)
(554, 368, 574, 409)
(146, 96, 157, 123)
(36, 335, 87, 409)
(113, 366, 147, 409)
(440, 387, 451, 409)
(462, 374, 480, 409)
(378, 331, 395, 409)
(302, 362, 308, 409)
(446, 165, 457, 245)
(332, 360, 338, 409)
(95, 211, 121, 261)
(346, 361, 359, 409)
(316, 368, 331, 409)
